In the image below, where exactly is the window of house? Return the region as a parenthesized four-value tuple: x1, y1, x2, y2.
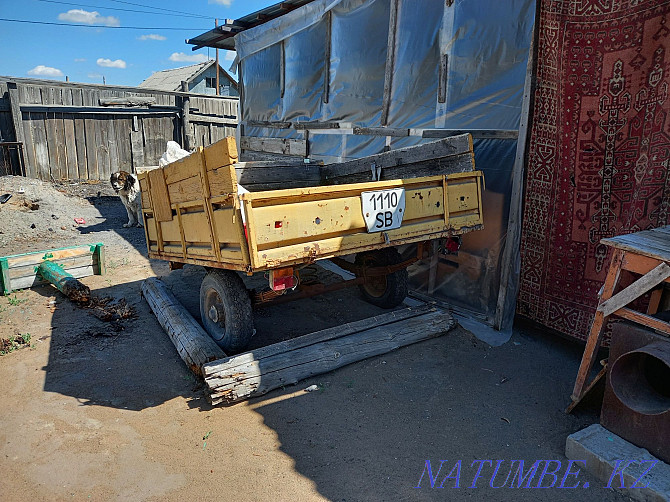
(205, 77, 216, 88)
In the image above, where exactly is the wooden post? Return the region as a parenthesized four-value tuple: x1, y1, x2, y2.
(381, 0, 399, 126)
(215, 19, 220, 96)
(493, 30, 538, 331)
(0, 258, 10, 296)
(37, 260, 91, 303)
(181, 81, 193, 150)
(570, 249, 625, 401)
(141, 277, 226, 376)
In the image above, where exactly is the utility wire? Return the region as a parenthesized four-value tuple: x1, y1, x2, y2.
(0, 17, 209, 30)
(36, 0, 213, 19)
(106, 0, 213, 19)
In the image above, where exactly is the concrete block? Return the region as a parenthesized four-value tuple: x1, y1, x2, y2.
(566, 424, 670, 502)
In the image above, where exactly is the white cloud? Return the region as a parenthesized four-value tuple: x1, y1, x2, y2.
(58, 9, 120, 27)
(209, 0, 233, 5)
(224, 50, 236, 61)
(139, 34, 166, 41)
(27, 65, 64, 77)
(97, 58, 126, 68)
(169, 52, 210, 63)
(88, 72, 103, 79)
(74, 58, 86, 62)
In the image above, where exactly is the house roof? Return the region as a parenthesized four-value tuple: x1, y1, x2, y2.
(138, 61, 238, 91)
(186, 0, 316, 51)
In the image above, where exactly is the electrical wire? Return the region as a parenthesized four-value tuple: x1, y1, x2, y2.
(0, 17, 209, 29)
(36, 0, 213, 19)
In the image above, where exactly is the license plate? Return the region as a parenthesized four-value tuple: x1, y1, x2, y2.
(361, 188, 406, 233)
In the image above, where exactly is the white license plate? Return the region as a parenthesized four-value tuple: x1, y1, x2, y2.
(361, 188, 406, 233)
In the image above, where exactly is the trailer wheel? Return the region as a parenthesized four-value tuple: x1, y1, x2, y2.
(200, 269, 254, 353)
(354, 248, 408, 309)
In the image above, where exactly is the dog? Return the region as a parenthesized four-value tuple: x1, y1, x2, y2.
(110, 171, 143, 228)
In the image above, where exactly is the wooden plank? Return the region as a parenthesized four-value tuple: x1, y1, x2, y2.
(614, 308, 670, 337)
(11, 265, 95, 291)
(189, 114, 238, 126)
(422, 129, 518, 140)
(235, 165, 321, 188)
(354, 127, 408, 137)
(602, 228, 670, 263)
(323, 10, 332, 104)
(240, 136, 307, 157)
(598, 262, 670, 317)
(141, 277, 226, 376)
(31, 112, 50, 180)
(0, 258, 10, 295)
(18, 104, 179, 115)
(570, 249, 624, 402)
(130, 130, 144, 170)
(381, 0, 399, 126)
(84, 115, 99, 180)
(8, 254, 95, 280)
(63, 113, 78, 180)
(321, 134, 473, 182)
(99, 96, 157, 106)
(205, 308, 453, 404)
(181, 82, 193, 150)
(4, 244, 97, 268)
(205, 305, 435, 378)
(6, 83, 29, 176)
(203, 136, 238, 169)
(72, 89, 88, 179)
(493, 39, 536, 330)
(148, 168, 173, 222)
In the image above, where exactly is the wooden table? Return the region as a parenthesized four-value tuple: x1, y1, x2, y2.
(567, 225, 670, 413)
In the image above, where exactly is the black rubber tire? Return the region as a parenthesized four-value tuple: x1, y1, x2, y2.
(199, 269, 254, 353)
(354, 247, 408, 309)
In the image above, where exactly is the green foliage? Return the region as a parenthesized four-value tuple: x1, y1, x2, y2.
(7, 294, 27, 306)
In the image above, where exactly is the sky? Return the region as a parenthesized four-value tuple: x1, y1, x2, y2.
(0, 0, 275, 86)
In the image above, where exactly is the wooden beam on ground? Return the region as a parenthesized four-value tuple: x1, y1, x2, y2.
(321, 133, 474, 185)
(204, 305, 453, 404)
(141, 277, 226, 376)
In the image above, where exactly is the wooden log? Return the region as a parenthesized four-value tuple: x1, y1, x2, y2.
(321, 134, 474, 184)
(37, 260, 91, 302)
(141, 277, 226, 376)
(204, 306, 453, 404)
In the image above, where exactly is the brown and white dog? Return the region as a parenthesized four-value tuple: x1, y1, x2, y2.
(110, 171, 143, 228)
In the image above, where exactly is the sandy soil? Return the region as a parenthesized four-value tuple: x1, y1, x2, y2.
(0, 177, 630, 502)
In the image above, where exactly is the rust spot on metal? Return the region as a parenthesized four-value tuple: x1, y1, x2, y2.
(344, 206, 350, 211)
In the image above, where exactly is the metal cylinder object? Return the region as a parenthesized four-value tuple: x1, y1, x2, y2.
(610, 341, 670, 415)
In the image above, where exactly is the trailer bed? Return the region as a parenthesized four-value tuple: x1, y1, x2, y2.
(138, 137, 484, 273)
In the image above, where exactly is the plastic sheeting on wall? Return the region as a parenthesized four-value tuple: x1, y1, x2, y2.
(235, 0, 535, 333)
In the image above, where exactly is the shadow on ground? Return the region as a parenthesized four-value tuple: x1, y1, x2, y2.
(41, 262, 391, 411)
(245, 319, 622, 502)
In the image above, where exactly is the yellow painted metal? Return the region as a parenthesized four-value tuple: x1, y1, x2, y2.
(138, 137, 484, 273)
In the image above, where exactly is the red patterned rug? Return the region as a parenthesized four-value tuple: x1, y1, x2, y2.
(518, 0, 670, 342)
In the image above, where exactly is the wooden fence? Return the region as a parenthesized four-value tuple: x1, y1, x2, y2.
(0, 77, 238, 181)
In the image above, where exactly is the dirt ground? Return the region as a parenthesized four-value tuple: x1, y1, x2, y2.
(0, 176, 631, 502)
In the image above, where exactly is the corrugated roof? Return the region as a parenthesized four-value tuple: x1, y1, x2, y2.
(186, 0, 316, 51)
(138, 61, 238, 91)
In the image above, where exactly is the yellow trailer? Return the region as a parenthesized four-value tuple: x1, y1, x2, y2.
(138, 136, 483, 352)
